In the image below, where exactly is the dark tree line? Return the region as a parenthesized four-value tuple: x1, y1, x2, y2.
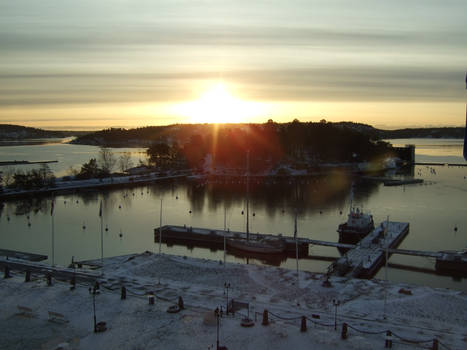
(145, 120, 395, 171)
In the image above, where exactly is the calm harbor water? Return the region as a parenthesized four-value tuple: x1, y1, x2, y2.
(1, 139, 466, 291)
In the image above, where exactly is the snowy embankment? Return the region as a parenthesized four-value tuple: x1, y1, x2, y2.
(0, 172, 188, 199)
(1, 252, 466, 349)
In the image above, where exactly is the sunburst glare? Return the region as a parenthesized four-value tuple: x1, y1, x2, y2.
(171, 82, 267, 124)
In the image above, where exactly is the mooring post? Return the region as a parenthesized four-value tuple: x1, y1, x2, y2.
(148, 292, 155, 305)
(70, 275, 76, 290)
(341, 323, 348, 339)
(262, 309, 269, 326)
(300, 316, 307, 332)
(385, 330, 393, 348)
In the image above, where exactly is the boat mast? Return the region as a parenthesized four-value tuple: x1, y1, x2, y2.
(464, 72, 466, 161)
(246, 150, 250, 241)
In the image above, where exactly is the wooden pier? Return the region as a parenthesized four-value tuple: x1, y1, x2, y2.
(0, 249, 48, 262)
(331, 221, 410, 278)
(0, 257, 101, 283)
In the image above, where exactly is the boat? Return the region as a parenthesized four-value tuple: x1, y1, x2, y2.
(226, 237, 286, 254)
(337, 207, 375, 243)
(337, 186, 374, 244)
(435, 250, 467, 273)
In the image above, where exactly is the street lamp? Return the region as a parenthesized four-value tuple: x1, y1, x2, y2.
(89, 282, 100, 333)
(332, 299, 340, 331)
(224, 282, 231, 314)
(214, 307, 227, 350)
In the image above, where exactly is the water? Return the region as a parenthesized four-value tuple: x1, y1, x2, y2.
(1, 138, 466, 291)
(0, 138, 147, 177)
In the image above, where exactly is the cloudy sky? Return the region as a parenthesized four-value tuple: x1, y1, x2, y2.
(1, 0, 466, 130)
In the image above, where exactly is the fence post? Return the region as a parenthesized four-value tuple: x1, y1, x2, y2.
(300, 316, 307, 332)
(341, 323, 348, 339)
(262, 310, 269, 326)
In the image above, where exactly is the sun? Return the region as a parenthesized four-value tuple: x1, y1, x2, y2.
(171, 82, 265, 123)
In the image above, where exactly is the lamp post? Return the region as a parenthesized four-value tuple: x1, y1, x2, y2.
(224, 282, 231, 314)
(332, 299, 340, 331)
(214, 307, 221, 350)
(89, 282, 100, 333)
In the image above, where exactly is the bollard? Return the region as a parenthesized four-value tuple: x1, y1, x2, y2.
(148, 292, 155, 305)
(70, 275, 76, 290)
(341, 323, 348, 339)
(47, 273, 52, 286)
(25, 270, 31, 282)
(300, 316, 307, 332)
(432, 339, 438, 350)
(385, 330, 393, 348)
(262, 309, 269, 326)
(4, 265, 11, 279)
(121, 286, 127, 300)
(178, 296, 184, 309)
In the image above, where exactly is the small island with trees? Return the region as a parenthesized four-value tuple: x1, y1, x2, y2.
(0, 120, 428, 197)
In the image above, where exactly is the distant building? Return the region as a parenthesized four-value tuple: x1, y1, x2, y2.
(393, 145, 415, 164)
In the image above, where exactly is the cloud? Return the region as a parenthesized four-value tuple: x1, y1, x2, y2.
(0, 64, 464, 107)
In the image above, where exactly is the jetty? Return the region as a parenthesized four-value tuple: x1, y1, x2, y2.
(0, 248, 48, 262)
(154, 225, 309, 256)
(331, 221, 410, 278)
(0, 257, 101, 283)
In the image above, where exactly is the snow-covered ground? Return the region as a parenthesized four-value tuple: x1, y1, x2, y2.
(1, 252, 466, 349)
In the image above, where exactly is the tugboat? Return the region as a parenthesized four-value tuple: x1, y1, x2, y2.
(337, 207, 375, 243)
(435, 250, 467, 274)
(337, 186, 374, 244)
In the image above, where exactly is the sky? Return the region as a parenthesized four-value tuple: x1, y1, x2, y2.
(0, 0, 466, 130)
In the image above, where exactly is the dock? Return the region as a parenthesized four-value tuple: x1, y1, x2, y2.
(414, 162, 467, 167)
(331, 221, 410, 278)
(0, 249, 48, 262)
(154, 225, 310, 256)
(0, 257, 101, 283)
